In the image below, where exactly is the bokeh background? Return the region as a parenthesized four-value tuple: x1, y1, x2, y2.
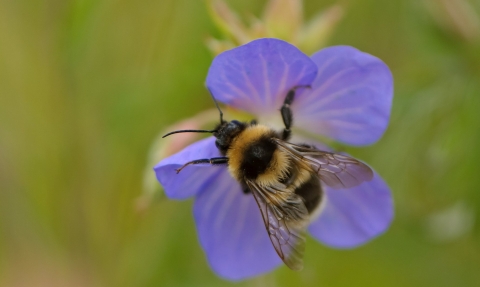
(1, 0, 480, 286)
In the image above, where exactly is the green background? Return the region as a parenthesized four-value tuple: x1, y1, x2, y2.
(1, 0, 479, 286)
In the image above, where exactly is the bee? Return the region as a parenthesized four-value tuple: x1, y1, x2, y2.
(163, 86, 374, 270)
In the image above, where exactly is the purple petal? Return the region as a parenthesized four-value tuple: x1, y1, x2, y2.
(308, 171, 393, 248)
(154, 137, 222, 199)
(294, 46, 393, 146)
(206, 38, 318, 115)
(194, 169, 281, 280)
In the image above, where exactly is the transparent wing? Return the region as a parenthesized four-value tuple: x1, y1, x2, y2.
(246, 180, 308, 271)
(273, 139, 374, 189)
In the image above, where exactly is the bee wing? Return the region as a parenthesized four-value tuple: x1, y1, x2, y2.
(246, 180, 308, 271)
(273, 139, 374, 189)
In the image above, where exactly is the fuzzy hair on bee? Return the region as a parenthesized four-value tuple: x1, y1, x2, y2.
(163, 86, 374, 271)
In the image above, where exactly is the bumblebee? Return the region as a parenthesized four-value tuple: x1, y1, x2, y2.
(163, 86, 373, 270)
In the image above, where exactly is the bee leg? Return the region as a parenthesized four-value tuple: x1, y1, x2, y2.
(241, 183, 251, 194)
(175, 157, 228, 174)
(250, 119, 258, 125)
(280, 85, 310, 140)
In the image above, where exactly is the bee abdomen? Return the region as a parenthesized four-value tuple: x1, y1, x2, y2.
(294, 175, 323, 214)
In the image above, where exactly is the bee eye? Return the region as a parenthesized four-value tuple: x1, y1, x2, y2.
(228, 120, 244, 131)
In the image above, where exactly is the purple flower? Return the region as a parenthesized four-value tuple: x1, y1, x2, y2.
(155, 38, 393, 280)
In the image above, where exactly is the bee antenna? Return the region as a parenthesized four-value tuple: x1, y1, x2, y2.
(162, 129, 218, 138)
(207, 88, 225, 123)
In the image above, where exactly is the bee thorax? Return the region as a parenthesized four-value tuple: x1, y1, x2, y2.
(226, 125, 287, 183)
(241, 140, 276, 179)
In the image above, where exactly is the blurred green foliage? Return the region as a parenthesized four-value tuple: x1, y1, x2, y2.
(1, 0, 480, 286)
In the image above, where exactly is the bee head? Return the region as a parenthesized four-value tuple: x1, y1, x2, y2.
(163, 89, 246, 154)
(214, 120, 246, 153)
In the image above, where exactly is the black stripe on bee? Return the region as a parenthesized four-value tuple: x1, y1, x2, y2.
(294, 175, 323, 214)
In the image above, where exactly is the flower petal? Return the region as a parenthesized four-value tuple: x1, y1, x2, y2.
(194, 169, 281, 280)
(308, 171, 393, 248)
(206, 38, 318, 115)
(154, 137, 222, 199)
(294, 46, 393, 146)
